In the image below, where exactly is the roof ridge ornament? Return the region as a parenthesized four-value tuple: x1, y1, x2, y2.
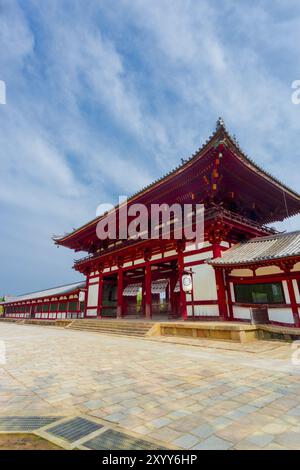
(216, 117, 225, 130)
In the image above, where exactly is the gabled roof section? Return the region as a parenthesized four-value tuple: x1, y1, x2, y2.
(0, 281, 86, 305)
(209, 231, 300, 267)
(54, 118, 300, 246)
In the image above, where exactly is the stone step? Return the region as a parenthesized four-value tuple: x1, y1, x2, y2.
(72, 321, 152, 328)
(69, 325, 150, 332)
(68, 326, 148, 336)
(67, 319, 153, 337)
(70, 328, 146, 335)
(70, 326, 151, 332)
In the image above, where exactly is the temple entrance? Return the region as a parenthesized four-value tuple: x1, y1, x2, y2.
(101, 278, 118, 318)
(120, 259, 181, 319)
(98, 259, 182, 320)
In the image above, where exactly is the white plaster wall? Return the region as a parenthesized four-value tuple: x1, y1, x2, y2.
(86, 308, 97, 317)
(268, 308, 294, 324)
(185, 241, 211, 252)
(192, 264, 217, 301)
(184, 251, 213, 263)
(192, 305, 219, 316)
(230, 282, 236, 302)
(164, 250, 177, 257)
(293, 279, 300, 303)
(151, 253, 163, 261)
(87, 283, 99, 307)
(282, 281, 290, 303)
(233, 306, 251, 320)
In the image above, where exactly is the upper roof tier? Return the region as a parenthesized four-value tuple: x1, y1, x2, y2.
(54, 118, 300, 251)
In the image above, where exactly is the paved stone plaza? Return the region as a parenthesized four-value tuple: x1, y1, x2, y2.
(1, 322, 300, 450)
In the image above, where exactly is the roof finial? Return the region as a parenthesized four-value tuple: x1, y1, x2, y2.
(216, 117, 225, 130)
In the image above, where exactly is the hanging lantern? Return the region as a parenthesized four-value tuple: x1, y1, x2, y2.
(182, 274, 193, 293)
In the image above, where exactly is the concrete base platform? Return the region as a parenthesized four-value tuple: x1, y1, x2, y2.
(147, 321, 258, 343)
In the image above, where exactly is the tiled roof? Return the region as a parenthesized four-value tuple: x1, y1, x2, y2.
(209, 231, 300, 267)
(0, 281, 86, 305)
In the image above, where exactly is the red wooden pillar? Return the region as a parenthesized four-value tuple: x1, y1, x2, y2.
(117, 265, 124, 318)
(215, 268, 228, 320)
(177, 245, 187, 320)
(169, 273, 177, 316)
(144, 260, 152, 319)
(212, 243, 222, 259)
(84, 267, 91, 318)
(225, 269, 234, 320)
(212, 243, 228, 320)
(286, 277, 300, 327)
(97, 269, 103, 318)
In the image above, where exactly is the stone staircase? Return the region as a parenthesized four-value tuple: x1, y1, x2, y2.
(67, 318, 153, 337)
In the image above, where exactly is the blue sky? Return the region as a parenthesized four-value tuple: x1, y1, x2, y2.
(1, 0, 300, 295)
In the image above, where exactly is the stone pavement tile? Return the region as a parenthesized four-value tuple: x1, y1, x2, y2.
(118, 415, 146, 428)
(89, 409, 109, 419)
(104, 412, 126, 423)
(235, 404, 258, 415)
(167, 410, 192, 419)
(148, 417, 172, 429)
(247, 433, 274, 448)
(274, 431, 300, 449)
(211, 416, 233, 430)
(127, 406, 144, 415)
(83, 399, 106, 410)
(261, 422, 290, 435)
(281, 415, 299, 426)
(172, 433, 200, 449)
(263, 442, 288, 450)
(98, 404, 125, 414)
(267, 397, 296, 411)
(147, 426, 183, 444)
(261, 405, 285, 418)
(215, 423, 256, 443)
(233, 440, 261, 450)
(168, 417, 205, 433)
(132, 425, 153, 436)
(191, 424, 214, 439)
(237, 411, 274, 428)
(224, 409, 246, 421)
(192, 435, 233, 450)
(287, 406, 300, 417)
